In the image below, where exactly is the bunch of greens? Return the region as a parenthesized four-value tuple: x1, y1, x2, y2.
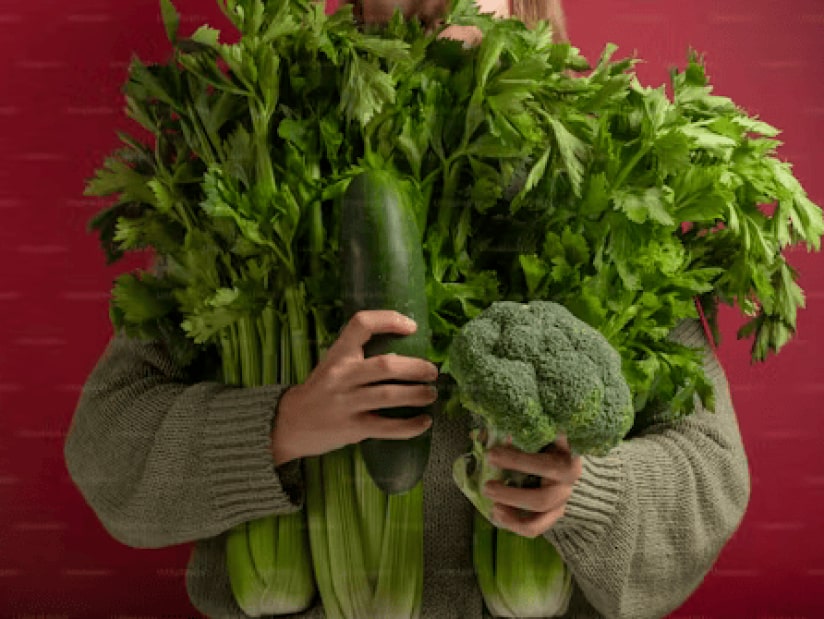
(84, 0, 823, 615)
(88, 0, 822, 431)
(407, 11, 824, 426)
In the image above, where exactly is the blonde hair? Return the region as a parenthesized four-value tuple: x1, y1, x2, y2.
(511, 0, 568, 42)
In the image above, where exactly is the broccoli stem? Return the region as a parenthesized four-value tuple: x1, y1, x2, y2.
(453, 424, 542, 525)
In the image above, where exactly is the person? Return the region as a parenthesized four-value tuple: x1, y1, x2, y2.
(63, 0, 751, 617)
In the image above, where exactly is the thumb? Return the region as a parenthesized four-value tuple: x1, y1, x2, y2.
(550, 433, 571, 453)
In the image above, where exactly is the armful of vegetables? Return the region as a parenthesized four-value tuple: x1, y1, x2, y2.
(446, 300, 634, 522)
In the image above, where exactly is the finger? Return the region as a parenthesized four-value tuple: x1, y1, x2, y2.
(483, 479, 571, 514)
(488, 445, 581, 485)
(332, 310, 417, 358)
(346, 383, 438, 413)
(491, 502, 566, 539)
(351, 354, 438, 386)
(357, 412, 433, 441)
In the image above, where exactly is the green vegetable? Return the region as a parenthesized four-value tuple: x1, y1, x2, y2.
(83, 0, 823, 615)
(341, 168, 433, 494)
(304, 445, 424, 619)
(221, 306, 317, 616)
(447, 301, 631, 617)
(473, 511, 572, 617)
(448, 300, 633, 517)
(86, 0, 823, 437)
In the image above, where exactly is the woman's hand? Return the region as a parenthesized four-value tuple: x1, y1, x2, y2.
(483, 435, 582, 538)
(270, 310, 438, 466)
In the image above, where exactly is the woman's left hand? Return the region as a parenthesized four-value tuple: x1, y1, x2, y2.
(482, 434, 582, 538)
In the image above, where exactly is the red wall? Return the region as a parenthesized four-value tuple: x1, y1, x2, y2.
(0, 0, 822, 616)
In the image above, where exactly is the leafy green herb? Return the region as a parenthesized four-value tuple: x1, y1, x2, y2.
(86, 0, 822, 435)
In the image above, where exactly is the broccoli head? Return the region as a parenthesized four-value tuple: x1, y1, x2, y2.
(447, 301, 634, 521)
(447, 300, 634, 456)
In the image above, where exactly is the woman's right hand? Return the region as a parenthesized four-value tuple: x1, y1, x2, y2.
(270, 310, 439, 466)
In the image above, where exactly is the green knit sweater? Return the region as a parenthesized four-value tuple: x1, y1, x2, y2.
(63, 318, 750, 618)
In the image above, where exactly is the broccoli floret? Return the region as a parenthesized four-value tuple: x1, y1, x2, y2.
(446, 300, 634, 521)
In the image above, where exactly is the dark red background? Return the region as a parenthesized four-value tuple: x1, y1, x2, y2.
(0, 0, 822, 617)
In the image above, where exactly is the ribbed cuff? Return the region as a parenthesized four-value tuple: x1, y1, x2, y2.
(544, 451, 625, 550)
(204, 383, 304, 525)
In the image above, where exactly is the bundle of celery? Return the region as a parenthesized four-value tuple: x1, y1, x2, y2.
(85, 0, 822, 616)
(89, 0, 434, 614)
(220, 304, 316, 615)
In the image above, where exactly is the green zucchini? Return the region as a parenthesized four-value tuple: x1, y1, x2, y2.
(340, 168, 433, 495)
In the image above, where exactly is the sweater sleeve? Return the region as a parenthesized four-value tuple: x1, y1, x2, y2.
(543, 318, 751, 619)
(64, 331, 305, 549)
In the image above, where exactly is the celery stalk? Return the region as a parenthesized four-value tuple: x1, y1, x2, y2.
(372, 479, 424, 618)
(474, 510, 572, 618)
(308, 446, 424, 618)
(305, 455, 345, 619)
(324, 446, 373, 617)
(247, 516, 277, 599)
(225, 299, 316, 616)
(354, 443, 386, 589)
(473, 512, 515, 618)
(225, 521, 266, 616)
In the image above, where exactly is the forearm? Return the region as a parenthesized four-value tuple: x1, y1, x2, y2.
(544, 319, 751, 619)
(64, 332, 304, 549)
